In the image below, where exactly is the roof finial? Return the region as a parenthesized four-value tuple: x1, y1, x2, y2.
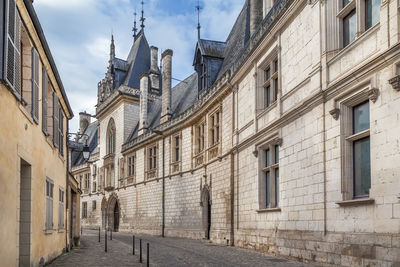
(140, 1, 145, 31)
(133, 10, 138, 40)
(196, 0, 201, 40)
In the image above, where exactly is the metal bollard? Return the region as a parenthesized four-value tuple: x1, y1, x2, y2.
(105, 229, 107, 252)
(147, 243, 149, 267)
(110, 228, 112, 240)
(139, 239, 142, 263)
(98, 227, 101, 242)
(133, 236, 135, 255)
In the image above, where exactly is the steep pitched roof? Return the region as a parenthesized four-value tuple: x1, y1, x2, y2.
(71, 121, 99, 166)
(122, 33, 151, 89)
(217, 1, 250, 79)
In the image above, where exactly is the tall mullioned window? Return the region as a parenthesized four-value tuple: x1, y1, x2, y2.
(259, 55, 279, 110)
(258, 140, 280, 210)
(148, 146, 157, 171)
(106, 118, 116, 155)
(352, 101, 371, 198)
(195, 122, 205, 154)
(45, 178, 54, 230)
(209, 111, 220, 147)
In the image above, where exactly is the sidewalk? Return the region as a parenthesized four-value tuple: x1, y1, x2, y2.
(48, 231, 143, 267)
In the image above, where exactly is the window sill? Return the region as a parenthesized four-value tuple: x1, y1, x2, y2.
(336, 198, 375, 207)
(58, 229, 65, 233)
(256, 101, 277, 119)
(44, 229, 55, 235)
(257, 207, 281, 213)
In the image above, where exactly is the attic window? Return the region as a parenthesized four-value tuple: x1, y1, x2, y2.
(201, 62, 207, 91)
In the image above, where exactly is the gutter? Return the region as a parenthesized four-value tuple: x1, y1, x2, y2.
(22, 0, 74, 118)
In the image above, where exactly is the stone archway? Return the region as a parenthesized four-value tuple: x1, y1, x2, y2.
(107, 193, 120, 232)
(201, 186, 211, 239)
(101, 197, 107, 229)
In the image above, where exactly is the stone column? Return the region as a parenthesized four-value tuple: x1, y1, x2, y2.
(139, 73, 149, 135)
(161, 49, 173, 123)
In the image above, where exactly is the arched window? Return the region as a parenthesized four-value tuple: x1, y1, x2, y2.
(106, 118, 116, 155)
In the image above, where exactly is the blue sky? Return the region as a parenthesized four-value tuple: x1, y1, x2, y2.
(34, 0, 244, 132)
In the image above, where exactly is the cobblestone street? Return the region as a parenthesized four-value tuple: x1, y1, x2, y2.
(49, 230, 314, 267)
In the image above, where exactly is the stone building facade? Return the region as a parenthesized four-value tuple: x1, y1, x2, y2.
(0, 0, 77, 266)
(73, 0, 400, 265)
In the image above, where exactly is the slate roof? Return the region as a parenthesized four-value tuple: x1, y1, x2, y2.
(197, 39, 227, 59)
(126, 73, 198, 143)
(122, 33, 151, 89)
(71, 121, 99, 166)
(217, 0, 250, 80)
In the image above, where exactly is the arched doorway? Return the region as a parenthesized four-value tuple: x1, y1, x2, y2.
(113, 202, 119, 232)
(107, 193, 120, 232)
(201, 186, 211, 239)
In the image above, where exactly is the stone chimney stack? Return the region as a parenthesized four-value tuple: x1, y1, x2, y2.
(160, 49, 173, 123)
(149, 46, 160, 90)
(139, 73, 149, 136)
(79, 112, 91, 135)
(250, 0, 263, 37)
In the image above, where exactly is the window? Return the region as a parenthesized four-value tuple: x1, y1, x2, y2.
(258, 55, 279, 110)
(92, 181, 97, 193)
(58, 188, 64, 229)
(365, 0, 380, 30)
(201, 62, 207, 91)
(172, 135, 181, 163)
(45, 178, 54, 230)
(92, 200, 96, 211)
(42, 69, 48, 134)
(343, 9, 356, 47)
(195, 122, 205, 154)
(209, 111, 220, 147)
(352, 101, 371, 198)
(148, 146, 157, 171)
(338, 0, 381, 48)
(84, 173, 90, 191)
(82, 202, 87, 219)
(339, 89, 374, 201)
(258, 140, 280, 209)
(128, 155, 135, 176)
(106, 118, 116, 155)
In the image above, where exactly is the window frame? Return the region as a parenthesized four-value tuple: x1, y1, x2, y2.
(256, 49, 279, 113)
(45, 178, 54, 230)
(58, 187, 64, 229)
(82, 201, 88, 219)
(170, 132, 182, 174)
(338, 87, 374, 201)
(146, 143, 158, 180)
(257, 137, 281, 210)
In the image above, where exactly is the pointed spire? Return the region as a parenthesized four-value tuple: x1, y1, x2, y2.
(196, 0, 201, 40)
(140, 1, 145, 31)
(133, 10, 138, 40)
(110, 34, 115, 62)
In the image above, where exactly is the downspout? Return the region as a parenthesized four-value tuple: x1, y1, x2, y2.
(230, 152, 234, 246)
(66, 120, 70, 251)
(162, 136, 165, 237)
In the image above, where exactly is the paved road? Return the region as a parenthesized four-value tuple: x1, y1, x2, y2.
(49, 229, 314, 267)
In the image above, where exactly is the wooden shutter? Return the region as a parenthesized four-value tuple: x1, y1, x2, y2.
(42, 69, 48, 134)
(59, 108, 64, 155)
(31, 48, 39, 123)
(4, 0, 21, 97)
(53, 92, 59, 147)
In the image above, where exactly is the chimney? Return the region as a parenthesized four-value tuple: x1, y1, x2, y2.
(250, 0, 263, 37)
(160, 49, 173, 123)
(139, 73, 149, 136)
(149, 46, 160, 90)
(79, 112, 91, 135)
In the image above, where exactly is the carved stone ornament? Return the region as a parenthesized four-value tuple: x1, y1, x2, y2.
(275, 138, 283, 147)
(389, 75, 400, 91)
(368, 88, 379, 103)
(253, 150, 259, 158)
(329, 108, 340, 120)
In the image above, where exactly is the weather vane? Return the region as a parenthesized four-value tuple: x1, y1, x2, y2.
(196, 0, 201, 40)
(140, 1, 146, 30)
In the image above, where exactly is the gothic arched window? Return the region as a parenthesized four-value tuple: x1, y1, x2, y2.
(106, 118, 116, 155)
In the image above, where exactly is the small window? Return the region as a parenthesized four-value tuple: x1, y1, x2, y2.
(209, 111, 220, 147)
(195, 122, 205, 154)
(365, 0, 380, 30)
(260, 56, 279, 110)
(128, 155, 135, 176)
(92, 200, 96, 211)
(343, 9, 356, 47)
(148, 146, 157, 171)
(58, 188, 64, 229)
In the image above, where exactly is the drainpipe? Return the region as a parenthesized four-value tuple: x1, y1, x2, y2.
(152, 130, 165, 237)
(66, 121, 70, 252)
